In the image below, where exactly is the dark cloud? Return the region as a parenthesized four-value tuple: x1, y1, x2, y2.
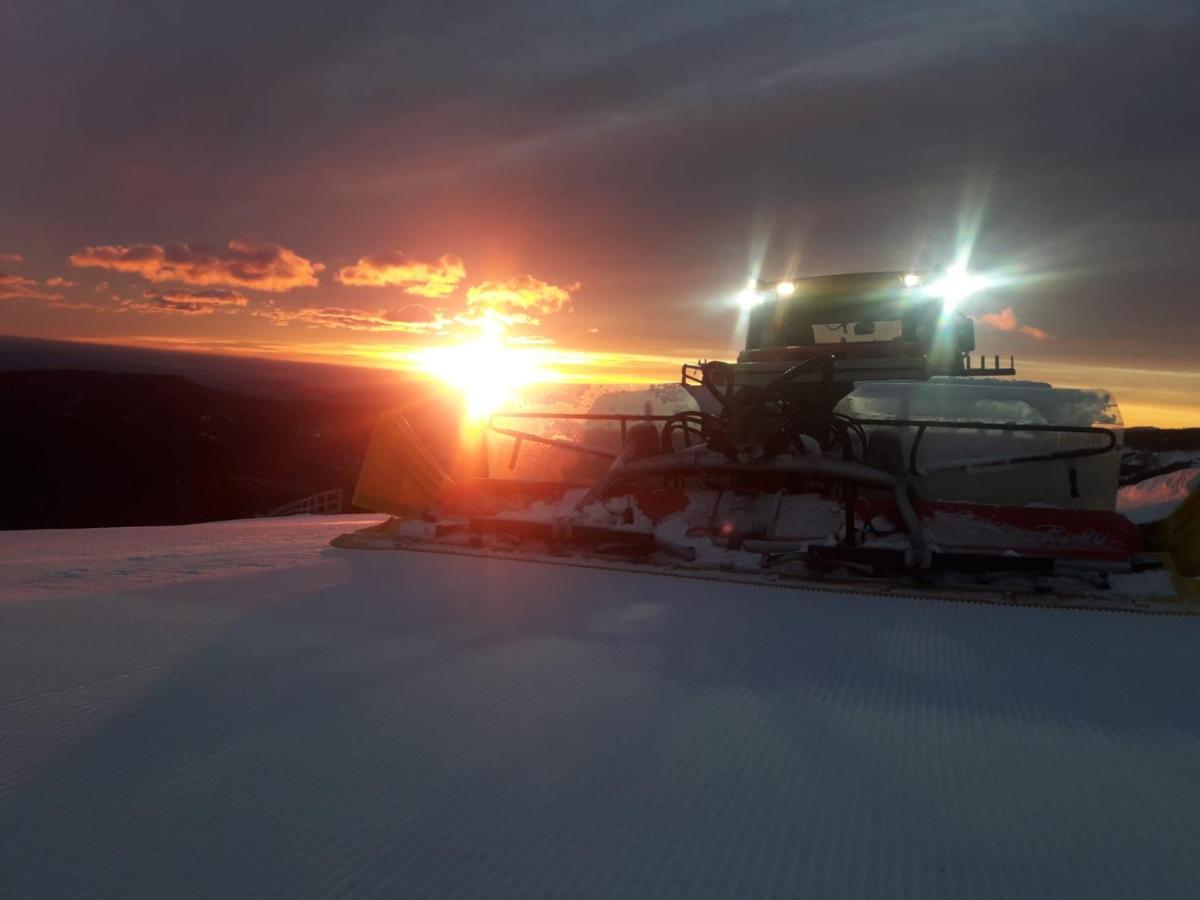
(122, 287, 250, 315)
(69, 241, 322, 292)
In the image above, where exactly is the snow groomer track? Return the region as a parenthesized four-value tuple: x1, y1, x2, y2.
(334, 529, 1198, 616)
(5, 515, 1200, 899)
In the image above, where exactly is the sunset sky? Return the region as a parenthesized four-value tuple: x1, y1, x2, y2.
(1, 1, 1197, 425)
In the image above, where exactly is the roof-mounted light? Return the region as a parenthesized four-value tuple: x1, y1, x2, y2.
(929, 264, 988, 308)
(774, 281, 796, 298)
(735, 278, 762, 310)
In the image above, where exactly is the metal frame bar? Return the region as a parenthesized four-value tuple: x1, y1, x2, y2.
(490, 411, 1117, 476)
(850, 418, 1118, 477)
(570, 450, 928, 567)
(481, 412, 1120, 571)
(487, 412, 683, 468)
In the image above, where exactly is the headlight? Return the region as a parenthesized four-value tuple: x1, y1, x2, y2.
(774, 281, 796, 298)
(735, 286, 762, 310)
(729, 294, 758, 314)
(929, 264, 987, 307)
(902, 272, 922, 287)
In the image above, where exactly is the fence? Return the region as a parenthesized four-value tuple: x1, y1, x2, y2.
(265, 489, 344, 517)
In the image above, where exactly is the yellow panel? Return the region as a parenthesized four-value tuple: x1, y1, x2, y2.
(353, 411, 451, 517)
(1145, 486, 1200, 577)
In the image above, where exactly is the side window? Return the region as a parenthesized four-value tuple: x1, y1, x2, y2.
(781, 306, 815, 345)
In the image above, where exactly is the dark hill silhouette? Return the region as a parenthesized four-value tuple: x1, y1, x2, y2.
(0, 334, 409, 401)
(0, 369, 459, 529)
(1124, 427, 1200, 452)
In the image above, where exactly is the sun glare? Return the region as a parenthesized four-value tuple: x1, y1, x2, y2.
(418, 333, 542, 419)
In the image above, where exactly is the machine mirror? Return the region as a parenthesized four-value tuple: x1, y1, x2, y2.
(853, 321, 876, 336)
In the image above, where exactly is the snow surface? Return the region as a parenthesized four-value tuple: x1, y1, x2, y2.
(1108, 568, 1178, 599)
(1118, 466, 1200, 524)
(5, 516, 1200, 898)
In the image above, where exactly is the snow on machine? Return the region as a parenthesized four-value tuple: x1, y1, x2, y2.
(335, 271, 1200, 611)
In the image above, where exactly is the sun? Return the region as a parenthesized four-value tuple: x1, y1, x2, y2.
(418, 332, 542, 420)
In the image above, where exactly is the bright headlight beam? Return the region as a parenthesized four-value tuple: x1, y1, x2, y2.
(903, 272, 922, 287)
(929, 264, 988, 309)
(735, 286, 762, 310)
(734, 277, 762, 310)
(774, 281, 796, 298)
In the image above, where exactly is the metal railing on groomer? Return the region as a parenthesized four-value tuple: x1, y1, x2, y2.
(488, 412, 1118, 479)
(851, 419, 1118, 478)
(488, 411, 689, 468)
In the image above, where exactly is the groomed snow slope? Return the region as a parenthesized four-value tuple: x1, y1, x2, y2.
(4, 516, 1200, 899)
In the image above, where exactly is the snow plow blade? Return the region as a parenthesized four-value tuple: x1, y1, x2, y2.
(1145, 482, 1200, 576)
(1143, 483, 1200, 600)
(352, 411, 451, 517)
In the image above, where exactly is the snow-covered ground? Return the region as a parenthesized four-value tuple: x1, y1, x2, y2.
(1118, 466, 1200, 523)
(4, 516, 1200, 898)
(0, 515, 387, 603)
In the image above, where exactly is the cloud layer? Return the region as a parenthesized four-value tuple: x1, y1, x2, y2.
(0, 272, 64, 303)
(978, 307, 1056, 342)
(336, 251, 465, 297)
(122, 288, 250, 316)
(463, 275, 577, 326)
(69, 241, 322, 292)
(256, 303, 447, 332)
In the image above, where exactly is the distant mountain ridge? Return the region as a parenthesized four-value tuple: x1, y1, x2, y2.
(1125, 427, 1200, 451)
(0, 334, 417, 401)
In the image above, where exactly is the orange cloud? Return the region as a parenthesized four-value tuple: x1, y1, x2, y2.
(978, 306, 1057, 341)
(50, 298, 101, 311)
(255, 302, 448, 333)
(336, 251, 465, 297)
(69, 240, 322, 292)
(1017, 323, 1054, 341)
(45, 276, 78, 287)
(121, 287, 249, 316)
(463, 275, 577, 326)
(0, 252, 22, 264)
(0, 271, 64, 302)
